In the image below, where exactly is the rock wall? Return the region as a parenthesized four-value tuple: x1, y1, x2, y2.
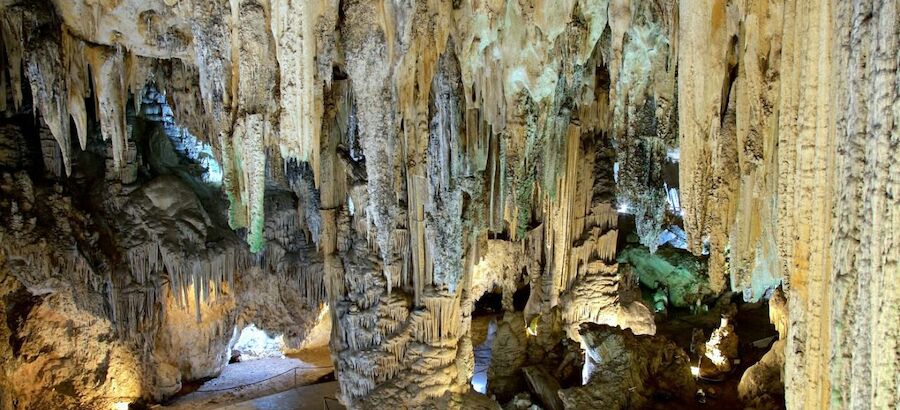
(829, 1, 898, 407)
(0, 90, 327, 408)
(678, 0, 898, 408)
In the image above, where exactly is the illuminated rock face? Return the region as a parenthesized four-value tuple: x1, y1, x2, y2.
(559, 323, 695, 409)
(739, 288, 788, 407)
(0, 94, 325, 409)
(0, 0, 897, 409)
(678, 1, 899, 408)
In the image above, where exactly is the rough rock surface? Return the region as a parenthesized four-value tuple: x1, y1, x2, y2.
(0, 94, 327, 408)
(522, 365, 564, 410)
(739, 287, 788, 408)
(739, 339, 786, 410)
(559, 323, 695, 409)
(618, 244, 713, 308)
(701, 317, 739, 377)
(678, 1, 899, 407)
(486, 312, 530, 402)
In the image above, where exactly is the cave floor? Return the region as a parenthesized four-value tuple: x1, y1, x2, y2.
(163, 347, 334, 410)
(217, 381, 344, 410)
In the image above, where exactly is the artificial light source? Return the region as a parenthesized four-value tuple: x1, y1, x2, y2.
(525, 316, 540, 336)
(112, 402, 130, 410)
(690, 366, 699, 377)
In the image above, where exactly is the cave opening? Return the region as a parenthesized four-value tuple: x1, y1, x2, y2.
(167, 318, 335, 408)
(471, 317, 497, 394)
(512, 281, 530, 312)
(473, 290, 502, 315)
(231, 324, 285, 362)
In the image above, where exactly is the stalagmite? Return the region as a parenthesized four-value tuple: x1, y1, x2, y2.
(559, 323, 695, 409)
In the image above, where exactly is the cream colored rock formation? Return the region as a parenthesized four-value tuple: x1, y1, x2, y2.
(0, 0, 896, 409)
(679, 1, 898, 408)
(0, 99, 326, 408)
(701, 316, 739, 378)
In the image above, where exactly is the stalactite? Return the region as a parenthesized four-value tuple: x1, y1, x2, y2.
(61, 28, 88, 150)
(125, 240, 244, 323)
(22, 19, 73, 175)
(270, 0, 331, 186)
(424, 46, 465, 292)
(188, 0, 232, 133)
(0, 7, 24, 111)
(5, 1, 896, 409)
(86, 46, 129, 171)
(342, 0, 400, 277)
(609, 1, 678, 253)
(470, 241, 523, 313)
(678, 1, 736, 292)
(676, 0, 898, 407)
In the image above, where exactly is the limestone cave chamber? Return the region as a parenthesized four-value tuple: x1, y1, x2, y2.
(0, 0, 897, 409)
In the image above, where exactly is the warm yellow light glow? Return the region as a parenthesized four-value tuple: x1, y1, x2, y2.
(318, 304, 330, 321)
(112, 402, 130, 410)
(526, 315, 540, 336)
(690, 366, 699, 377)
(706, 345, 727, 366)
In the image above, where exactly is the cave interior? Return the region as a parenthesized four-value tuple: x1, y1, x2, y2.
(0, 0, 897, 409)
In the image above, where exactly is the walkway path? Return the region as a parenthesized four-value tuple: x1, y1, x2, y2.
(163, 347, 333, 409)
(218, 382, 345, 410)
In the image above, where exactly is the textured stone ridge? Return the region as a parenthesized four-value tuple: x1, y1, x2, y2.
(678, 1, 899, 408)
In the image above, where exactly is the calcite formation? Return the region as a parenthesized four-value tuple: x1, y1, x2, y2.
(0, 0, 896, 409)
(559, 323, 695, 409)
(0, 91, 326, 408)
(679, 1, 899, 408)
(700, 317, 739, 378)
(739, 288, 787, 408)
(618, 244, 713, 308)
